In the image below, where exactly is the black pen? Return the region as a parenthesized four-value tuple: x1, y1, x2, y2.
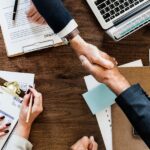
(12, 0, 19, 21)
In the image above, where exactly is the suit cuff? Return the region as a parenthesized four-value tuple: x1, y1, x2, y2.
(115, 84, 144, 107)
(57, 19, 78, 38)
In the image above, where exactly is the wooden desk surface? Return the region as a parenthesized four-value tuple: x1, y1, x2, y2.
(0, 0, 149, 149)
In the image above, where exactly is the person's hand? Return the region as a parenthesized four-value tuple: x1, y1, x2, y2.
(15, 88, 43, 139)
(0, 116, 11, 137)
(70, 35, 117, 69)
(71, 136, 98, 150)
(26, 2, 46, 24)
(79, 55, 130, 95)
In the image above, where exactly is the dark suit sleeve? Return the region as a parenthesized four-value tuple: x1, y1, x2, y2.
(32, 0, 78, 38)
(116, 84, 150, 148)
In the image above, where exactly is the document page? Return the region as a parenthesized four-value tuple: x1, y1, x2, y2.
(0, 0, 63, 56)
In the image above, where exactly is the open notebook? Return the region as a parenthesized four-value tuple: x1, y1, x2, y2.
(0, 71, 34, 149)
(0, 0, 65, 57)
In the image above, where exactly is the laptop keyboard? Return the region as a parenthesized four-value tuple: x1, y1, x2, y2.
(95, 0, 145, 22)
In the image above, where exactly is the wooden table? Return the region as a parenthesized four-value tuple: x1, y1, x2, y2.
(0, 0, 149, 149)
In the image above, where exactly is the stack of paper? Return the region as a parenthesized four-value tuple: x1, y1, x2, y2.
(0, 0, 65, 57)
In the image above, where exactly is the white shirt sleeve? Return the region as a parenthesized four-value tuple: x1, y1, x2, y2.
(57, 19, 78, 38)
(5, 135, 33, 150)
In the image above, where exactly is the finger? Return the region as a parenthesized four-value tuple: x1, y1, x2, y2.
(80, 55, 95, 73)
(0, 124, 9, 132)
(29, 88, 40, 96)
(36, 18, 45, 25)
(97, 52, 115, 69)
(29, 90, 43, 111)
(71, 140, 81, 150)
(0, 116, 5, 120)
(91, 142, 98, 150)
(112, 57, 118, 65)
(90, 136, 98, 150)
(80, 55, 104, 75)
(71, 136, 90, 150)
(26, 5, 36, 17)
(22, 93, 31, 107)
(0, 131, 8, 137)
(30, 14, 41, 23)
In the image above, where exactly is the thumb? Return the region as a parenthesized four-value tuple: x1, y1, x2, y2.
(79, 55, 94, 74)
(89, 136, 98, 150)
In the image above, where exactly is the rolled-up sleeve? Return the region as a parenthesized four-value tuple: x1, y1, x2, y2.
(5, 135, 33, 150)
(32, 0, 78, 38)
(116, 84, 150, 148)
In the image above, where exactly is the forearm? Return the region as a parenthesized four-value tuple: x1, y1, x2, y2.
(15, 123, 31, 139)
(32, 0, 78, 38)
(5, 124, 32, 150)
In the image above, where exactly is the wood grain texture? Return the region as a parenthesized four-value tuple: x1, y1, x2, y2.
(0, 0, 149, 149)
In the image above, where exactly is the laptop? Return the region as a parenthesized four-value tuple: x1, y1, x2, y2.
(86, 0, 150, 41)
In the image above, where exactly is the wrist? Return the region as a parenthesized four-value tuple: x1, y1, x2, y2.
(106, 74, 131, 95)
(70, 35, 87, 56)
(15, 123, 31, 139)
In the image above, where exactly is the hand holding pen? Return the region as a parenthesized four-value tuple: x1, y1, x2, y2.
(15, 87, 43, 139)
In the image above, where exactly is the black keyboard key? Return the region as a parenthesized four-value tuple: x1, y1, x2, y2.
(103, 13, 110, 19)
(98, 3, 106, 10)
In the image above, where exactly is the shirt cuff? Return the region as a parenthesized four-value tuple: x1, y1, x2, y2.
(57, 19, 78, 38)
(6, 134, 33, 150)
(115, 84, 144, 107)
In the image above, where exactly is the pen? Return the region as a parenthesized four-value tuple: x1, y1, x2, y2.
(12, 0, 19, 21)
(26, 93, 33, 123)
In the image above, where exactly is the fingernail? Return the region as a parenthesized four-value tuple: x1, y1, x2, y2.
(0, 116, 5, 119)
(90, 136, 94, 141)
(26, 89, 30, 94)
(29, 85, 33, 88)
(4, 130, 9, 133)
(79, 55, 85, 63)
(6, 123, 11, 127)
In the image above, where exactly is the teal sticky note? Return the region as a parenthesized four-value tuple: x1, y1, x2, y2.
(83, 84, 116, 114)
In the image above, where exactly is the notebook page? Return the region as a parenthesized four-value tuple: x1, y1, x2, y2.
(0, 0, 63, 56)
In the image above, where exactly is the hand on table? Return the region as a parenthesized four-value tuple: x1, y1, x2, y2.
(15, 88, 43, 139)
(0, 116, 11, 137)
(71, 136, 98, 150)
(26, 2, 46, 24)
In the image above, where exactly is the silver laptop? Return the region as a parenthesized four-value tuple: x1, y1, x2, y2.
(87, 0, 150, 41)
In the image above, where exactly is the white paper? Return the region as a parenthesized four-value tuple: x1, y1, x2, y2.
(84, 59, 143, 150)
(0, 0, 63, 56)
(0, 71, 34, 149)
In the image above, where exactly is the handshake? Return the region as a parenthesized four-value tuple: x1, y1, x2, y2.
(26, 2, 130, 96)
(76, 39, 131, 96)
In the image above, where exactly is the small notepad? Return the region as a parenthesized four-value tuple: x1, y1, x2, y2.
(83, 84, 116, 114)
